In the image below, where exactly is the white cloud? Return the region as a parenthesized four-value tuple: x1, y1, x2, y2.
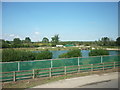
(2, 33, 23, 41)
(9, 34, 15, 37)
(34, 32, 40, 35)
(14, 35, 21, 38)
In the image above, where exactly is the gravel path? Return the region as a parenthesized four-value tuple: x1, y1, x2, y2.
(32, 72, 118, 88)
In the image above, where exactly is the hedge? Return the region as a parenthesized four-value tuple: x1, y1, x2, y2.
(2, 49, 52, 62)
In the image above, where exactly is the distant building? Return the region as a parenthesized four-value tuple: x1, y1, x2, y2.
(56, 45, 64, 47)
(64, 44, 75, 47)
(92, 47, 95, 50)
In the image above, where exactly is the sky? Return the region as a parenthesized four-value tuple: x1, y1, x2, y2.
(2, 2, 118, 41)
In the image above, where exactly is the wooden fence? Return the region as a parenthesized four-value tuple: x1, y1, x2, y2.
(0, 61, 120, 83)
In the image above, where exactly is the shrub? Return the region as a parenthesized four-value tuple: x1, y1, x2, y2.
(35, 51, 52, 60)
(2, 49, 35, 62)
(59, 49, 81, 58)
(89, 49, 109, 56)
(2, 49, 52, 62)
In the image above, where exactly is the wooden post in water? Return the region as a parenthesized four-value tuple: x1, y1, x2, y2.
(13, 71, 16, 82)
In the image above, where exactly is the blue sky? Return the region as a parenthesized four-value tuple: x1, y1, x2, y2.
(2, 2, 118, 41)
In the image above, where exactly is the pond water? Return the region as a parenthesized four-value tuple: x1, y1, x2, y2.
(33, 50, 120, 59)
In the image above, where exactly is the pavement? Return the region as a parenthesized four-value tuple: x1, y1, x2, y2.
(30, 72, 119, 88)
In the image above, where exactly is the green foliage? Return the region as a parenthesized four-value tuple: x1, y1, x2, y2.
(1, 40, 11, 48)
(2, 49, 35, 62)
(89, 49, 109, 56)
(2, 49, 52, 62)
(42, 37, 49, 43)
(116, 37, 120, 46)
(97, 37, 116, 46)
(24, 37, 31, 43)
(59, 49, 81, 58)
(13, 38, 22, 48)
(13, 38, 22, 44)
(35, 51, 52, 60)
(51, 34, 59, 45)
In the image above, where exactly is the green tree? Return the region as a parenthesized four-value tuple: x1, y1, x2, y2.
(116, 37, 120, 46)
(25, 37, 31, 43)
(100, 37, 110, 46)
(1, 39, 10, 48)
(13, 38, 22, 48)
(51, 34, 59, 46)
(42, 37, 49, 43)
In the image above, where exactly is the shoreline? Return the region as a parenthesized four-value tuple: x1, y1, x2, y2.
(106, 48, 120, 51)
(1, 47, 120, 51)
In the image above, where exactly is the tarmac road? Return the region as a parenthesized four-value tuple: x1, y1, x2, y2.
(31, 72, 119, 88)
(77, 79, 118, 88)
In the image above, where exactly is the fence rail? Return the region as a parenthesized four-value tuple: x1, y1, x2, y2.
(1, 61, 120, 83)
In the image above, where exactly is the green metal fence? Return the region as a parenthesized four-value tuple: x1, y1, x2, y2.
(1, 55, 120, 72)
(1, 61, 120, 82)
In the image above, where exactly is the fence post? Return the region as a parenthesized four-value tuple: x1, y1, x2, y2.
(18, 62, 20, 71)
(49, 68, 52, 77)
(51, 60, 53, 68)
(64, 66, 66, 75)
(114, 62, 116, 69)
(101, 56, 103, 63)
(33, 69, 35, 79)
(91, 64, 93, 73)
(13, 71, 16, 82)
(78, 65, 80, 73)
(103, 63, 104, 71)
(78, 57, 79, 66)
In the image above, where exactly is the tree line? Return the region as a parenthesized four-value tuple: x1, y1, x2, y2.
(1, 35, 120, 48)
(1, 34, 60, 48)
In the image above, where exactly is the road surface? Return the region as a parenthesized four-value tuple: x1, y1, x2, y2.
(31, 72, 119, 88)
(77, 79, 118, 88)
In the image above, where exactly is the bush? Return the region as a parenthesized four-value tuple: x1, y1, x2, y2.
(59, 49, 81, 58)
(35, 51, 53, 60)
(2, 49, 52, 62)
(89, 49, 109, 56)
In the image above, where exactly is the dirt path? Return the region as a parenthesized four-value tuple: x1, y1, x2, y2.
(31, 72, 118, 88)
